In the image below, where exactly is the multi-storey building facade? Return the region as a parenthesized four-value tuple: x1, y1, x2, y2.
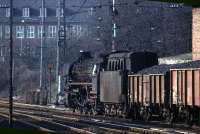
(0, 0, 98, 64)
(0, 0, 193, 63)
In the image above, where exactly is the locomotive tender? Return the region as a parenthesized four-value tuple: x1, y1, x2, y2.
(97, 51, 158, 116)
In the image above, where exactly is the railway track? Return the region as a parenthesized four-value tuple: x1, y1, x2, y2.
(0, 100, 133, 134)
(0, 99, 199, 134)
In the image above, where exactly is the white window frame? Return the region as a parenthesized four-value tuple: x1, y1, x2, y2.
(27, 26, 35, 38)
(48, 25, 57, 38)
(16, 26, 24, 38)
(39, 8, 47, 17)
(72, 25, 76, 36)
(56, 8, 64, 17)
(0, 25, 2, 39)
(5, 25, 10, 39)
(23, 8, 30, 17)
(89, 8, 94, 16)
(6, 8, 10, 17)
(76, 25, 82, 37)
(37, 26, 43, 38)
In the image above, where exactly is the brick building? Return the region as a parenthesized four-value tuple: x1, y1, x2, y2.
(192, 8, 200, 60)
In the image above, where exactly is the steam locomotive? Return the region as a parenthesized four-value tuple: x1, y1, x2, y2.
(66, 50, 158, 114)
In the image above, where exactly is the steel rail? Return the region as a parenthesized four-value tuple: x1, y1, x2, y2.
(0, 112, 55, 133)
(0, 100, 198, 134)
(0, 106, 174, 134)
(0, 108, 95, 134)
(10, 108, 129, 134)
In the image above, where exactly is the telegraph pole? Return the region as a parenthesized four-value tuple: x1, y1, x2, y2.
(9, 0, 14, 128)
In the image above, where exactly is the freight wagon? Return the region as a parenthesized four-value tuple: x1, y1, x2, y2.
(170, 68, 200, 124)
(128, 65, 172, 121)
(128, 61, 200, 124)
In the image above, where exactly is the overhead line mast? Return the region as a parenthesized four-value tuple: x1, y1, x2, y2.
(111, 0, 117, 52)
(40, 0, 46, 91)
(56, 0, 66, 102)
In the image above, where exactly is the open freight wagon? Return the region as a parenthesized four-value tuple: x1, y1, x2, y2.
(128, 73, 170, 121)
(128, 62, 200, 124)
(170, 68, 200, 124)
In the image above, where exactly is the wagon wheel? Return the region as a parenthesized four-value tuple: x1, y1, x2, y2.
(185, 109, 193, 125)
(139, 107, 144, 120)
(104, 104, 110, 116)
(164, 109, 173, 124)
(143, 109, 151, 122)
(132, 108, 138, 120)
(90, 108, 96, 116)
(88, 104, 95, 116)
(79, 107, 83, 114)
(170, 112, 175, 124)
(136, 106, 141, 120)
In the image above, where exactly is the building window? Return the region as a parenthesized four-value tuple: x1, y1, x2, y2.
(27, 26, 35, 38)
(89, 8, 94, 16)
(23, 8, 30, 17)
(0, 25, 2, 39)
(48, 26, 57, 38)
(16, 26, 24, 38)
(56, 8, 64, 17)
(76, 25, 83, 37)
(5, 8, 10, 17)
(72, 25, 76, 36)
(71, 25, 83, 38)
(39, 8, 47, 17)
(5, 25, 10, 39)
(38, 26, 43, 38)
